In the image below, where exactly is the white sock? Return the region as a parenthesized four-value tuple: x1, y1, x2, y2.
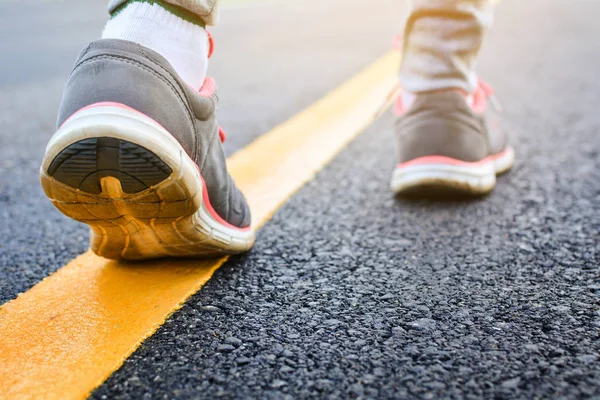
(102, 2, 209, 90)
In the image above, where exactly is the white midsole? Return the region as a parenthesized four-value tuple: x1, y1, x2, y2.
(390, 147, 515, 194)
(43, 104, 255, 249)
(492, 147, 515, 174)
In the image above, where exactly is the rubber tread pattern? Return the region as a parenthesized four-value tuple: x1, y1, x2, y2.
(48, 138, 172, 194)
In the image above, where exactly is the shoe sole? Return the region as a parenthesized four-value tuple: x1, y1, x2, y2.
(390, 147, 515, 196)
(40, 102, 255, 260)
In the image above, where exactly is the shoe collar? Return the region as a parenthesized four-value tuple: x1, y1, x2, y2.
(394, 78, 502, 116)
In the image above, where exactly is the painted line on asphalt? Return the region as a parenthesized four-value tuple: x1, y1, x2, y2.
(0, 51, 400, 399)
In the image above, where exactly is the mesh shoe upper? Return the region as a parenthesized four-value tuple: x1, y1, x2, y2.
(57, 39, 251, 228)
(394, 88, 509, 165)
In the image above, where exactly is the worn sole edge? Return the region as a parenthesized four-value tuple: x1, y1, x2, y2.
(390, 147, 515, 195)
(40, 103, 256, 260)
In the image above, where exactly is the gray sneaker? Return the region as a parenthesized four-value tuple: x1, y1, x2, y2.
(391, 80, 515, 196)
(40, 39, 255, 260)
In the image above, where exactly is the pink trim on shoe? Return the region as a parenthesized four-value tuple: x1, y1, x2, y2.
(207, 30, 215, 59)
(199, 77, 217, 97)
(396, 147, 513, 169)
(62, 102, 251, 232)
(218, 126, 226, 143)
(393, 78, 499, 116)
(193, 163, 251, 232)
(393, 95, 406, 116)
(471, 78, 489, 114)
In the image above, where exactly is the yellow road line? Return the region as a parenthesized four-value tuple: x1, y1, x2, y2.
(0, 51, 400, 400)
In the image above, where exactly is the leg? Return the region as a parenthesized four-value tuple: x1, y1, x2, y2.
(108, 0, 220, 25)
(399, 0, 494, 94)
(392, 0, 515, 196)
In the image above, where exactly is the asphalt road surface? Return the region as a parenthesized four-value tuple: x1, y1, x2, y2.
(1, 0, 599, 398)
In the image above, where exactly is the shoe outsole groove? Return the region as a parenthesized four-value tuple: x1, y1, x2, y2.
(48, 137, 172, 195)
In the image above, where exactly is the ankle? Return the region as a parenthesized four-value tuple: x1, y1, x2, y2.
(102, 1, 209, 89)
(110, 0, 206, 28)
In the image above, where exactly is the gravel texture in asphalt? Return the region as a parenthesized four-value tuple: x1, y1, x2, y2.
(2, 0, 600, 399)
